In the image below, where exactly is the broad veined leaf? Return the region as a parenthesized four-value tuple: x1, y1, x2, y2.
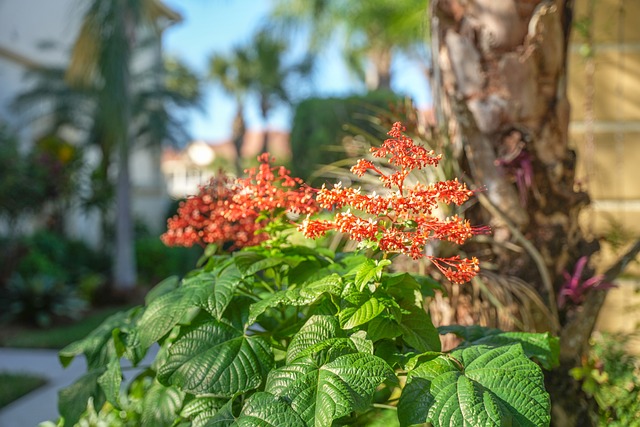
(280, 244, 334, 263)
(265, 353, 394, 427)
(367, 316, 402, 341)
(354, 258, 391, 291)
(292, 338, 359, 365)
(202, 398, 236, 427)
(181, 395, 226, 419)
(398, 303, 441, 353)
(181, 396, 229, 427)
(233, 251, 267, 274)
(349, 330, 374, 354)
(97, 358, 122, 406)
(233, 251, 285, 276)
(287, 259, 325, 286)
(439, 326, 560, 370)
(203, 264, 244, 319)
(384, 272, 421, 293)
(157, 320, 274, 395)
(141, 381, 185, 427)
(136, 276, 212, 349)
(58, 368, 106, 427)
(145, 275, 180, 305)
(222, 296, 252, 331)
(234, 392, 306, 427)
(287, 315, 342, 364)
(59, 308, 137, 369)
(248, 274, 343, 325)
(438, 324, 501, 342)
(398, 344, 551, 427)
(341, 296, 385, 330)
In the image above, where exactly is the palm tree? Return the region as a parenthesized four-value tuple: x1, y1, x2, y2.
(272, 0, 425, 90)
(14, 55, 200, 250)
(209, 47, 252, 174)
(14, 0, 198, 292)
(208, 30, 311, 172)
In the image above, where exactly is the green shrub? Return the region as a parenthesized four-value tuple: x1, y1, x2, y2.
(0, 274, 88, 327)
(16, 230, 110, 285)
(135, 237, 201, 285)
(289, 90, 401, 184)
(572, 332, 640, 425)
(53, 131, 558, 427)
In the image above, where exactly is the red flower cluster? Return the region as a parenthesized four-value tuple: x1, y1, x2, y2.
(162, 154, 318, 250)
(298, 122, 487, 284)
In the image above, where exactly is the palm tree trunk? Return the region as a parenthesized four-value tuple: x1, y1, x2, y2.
(113, 6, 137, 292)
(259, 96, 269, 155)
(430, 1, 599, 424)
(114, 141, 136, 291)
(232, 105, 246, 175)
(366, 47, 392, 91)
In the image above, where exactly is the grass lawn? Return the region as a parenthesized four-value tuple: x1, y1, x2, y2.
(0, 306, 129, 349)
(0, 372, 47, 409)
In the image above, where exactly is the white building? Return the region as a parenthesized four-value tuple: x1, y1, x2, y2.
(0, 0, 180, 246)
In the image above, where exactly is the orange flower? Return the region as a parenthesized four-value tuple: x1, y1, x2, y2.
(163, 155, 318, 250)
(298, 122, 488, 284)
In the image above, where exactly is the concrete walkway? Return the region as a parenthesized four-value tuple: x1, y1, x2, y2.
(0, 348, 85, 427)
(0, 347, 158, 427)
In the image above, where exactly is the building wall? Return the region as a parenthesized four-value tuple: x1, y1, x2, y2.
(568, 0, 640, 344)
(568, 0, 640, 244)
(0, 0, 173, 245)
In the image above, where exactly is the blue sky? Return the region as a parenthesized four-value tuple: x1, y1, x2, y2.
(162, 0, 432, 143)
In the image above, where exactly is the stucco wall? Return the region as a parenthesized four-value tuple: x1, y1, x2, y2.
(569, 0, 640, 247)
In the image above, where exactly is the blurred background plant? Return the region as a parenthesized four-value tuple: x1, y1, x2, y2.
(571, 332, 640, 426)
(0, 274, 87, 328)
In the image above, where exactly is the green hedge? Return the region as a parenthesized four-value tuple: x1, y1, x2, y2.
(289, 90, 401, 184)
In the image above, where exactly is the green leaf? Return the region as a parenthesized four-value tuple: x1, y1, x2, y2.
(97, 358, 121, 406)
(234, 392, 306, 427)
(233, 251, 286, 276)
(266, 353, 394, 427)
(354, 259, 377, 290)
(287, 315, 342, 364)
(233, 251, 266, 274)
(398, 304, 441, 353)
(181, 396, 229, 427)
(58, 369, 106, 427)
(59, 308, 136, 369)
(439, 326, 560, 370)
(349, 330, 374, 354)
(141, 381, 185, 427)
(341, 297, 385, 330)
(248, 274, 342, 325)
(145, 275, 180, 305)
(203, 399, 236, 427)
(136, 277, 211, 349)
(293, 338, 359, 365)
(222, 296, 252, 331)
(398, 344, 551, 427)
(415, 274, 445, 297)
(368, 316, 402, 341)
(354, 259, 391, 291)
(203, 264, 243, 319)
(157, 320, 274, 395)
(474, 332, 560, 370)
(438, 324, 501, 342)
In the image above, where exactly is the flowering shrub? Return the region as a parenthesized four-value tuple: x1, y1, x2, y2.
(53, 123, 558, 426)
(162, 154, 317, 249)
(299, 122, 486, 284)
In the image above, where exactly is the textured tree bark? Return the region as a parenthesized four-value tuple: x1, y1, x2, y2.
(232, 106, 246, 175)
(430, 1, 601, 425)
